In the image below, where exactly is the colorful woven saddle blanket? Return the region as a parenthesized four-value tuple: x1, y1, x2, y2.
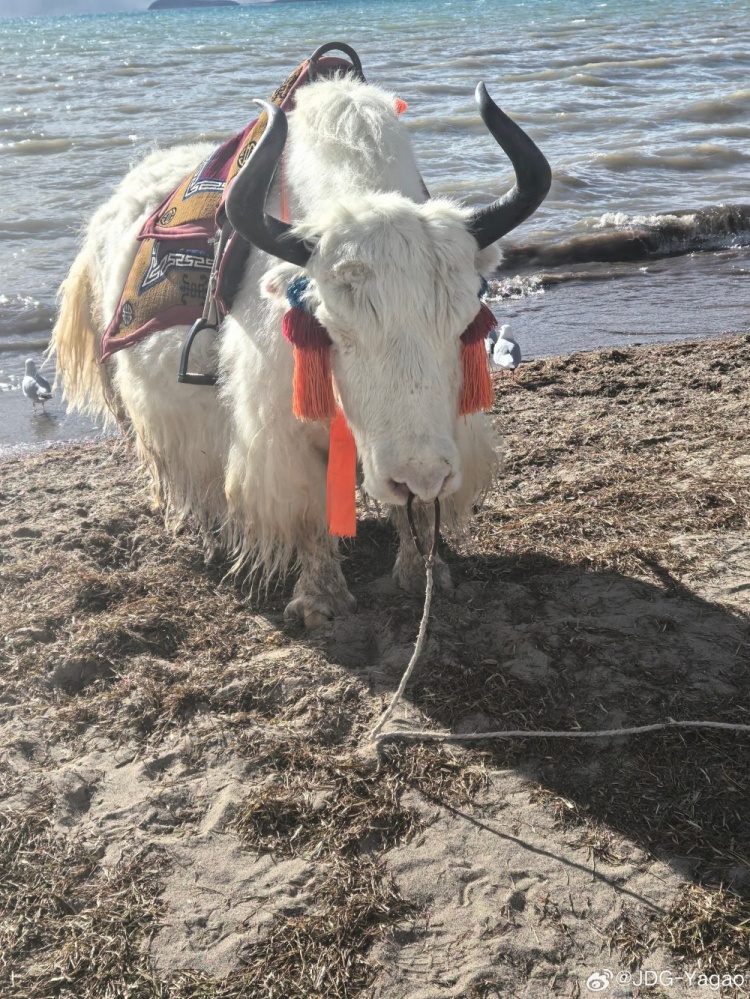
(100, 56, 355, 362)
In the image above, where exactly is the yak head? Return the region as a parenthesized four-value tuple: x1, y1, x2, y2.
(226, 80, 550, 506)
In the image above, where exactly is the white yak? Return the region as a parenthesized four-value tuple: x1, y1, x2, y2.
(50, 71, 550, 627)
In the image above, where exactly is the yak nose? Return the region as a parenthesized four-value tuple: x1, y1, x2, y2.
(391, 460, 459, 503)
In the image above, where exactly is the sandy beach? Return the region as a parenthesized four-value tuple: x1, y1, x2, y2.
(1, 336, 749, 998)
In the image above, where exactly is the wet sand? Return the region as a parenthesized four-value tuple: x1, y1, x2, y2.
(0, 346, 104, 454)
(1, 336, 749, 998)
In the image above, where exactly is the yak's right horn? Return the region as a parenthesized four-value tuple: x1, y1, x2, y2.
(467, 83, 551, 249)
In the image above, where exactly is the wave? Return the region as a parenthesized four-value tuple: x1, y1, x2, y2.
(564, 73, 616, 88)
(0, 138, 75, 156)
(0, 338, 50, 353)
(486, 274, 544, 301)
(680, 94, 750, 123)
(182, 43, 246, 54)
(0, 219, 69, 238)
(114, 104, 150, 115)
(503, 204, 750, 270)
(509, 55, 677, 77)
(405, 115, 487, 134)
(0, 294, 55, 338)
(596, 145, 748, 173)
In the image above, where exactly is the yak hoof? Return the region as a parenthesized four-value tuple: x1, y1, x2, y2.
(284, 590, 357, 629)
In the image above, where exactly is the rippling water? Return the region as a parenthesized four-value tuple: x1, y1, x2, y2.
(1, 0, 749, 448)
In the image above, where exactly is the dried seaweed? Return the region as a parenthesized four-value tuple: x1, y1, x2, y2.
(1, 336, 750, 996)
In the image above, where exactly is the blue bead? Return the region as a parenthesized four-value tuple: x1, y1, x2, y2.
(286, 276, 310, 311)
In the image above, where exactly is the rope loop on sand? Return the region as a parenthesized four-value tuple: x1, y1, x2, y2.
(369, 503, 750, 745)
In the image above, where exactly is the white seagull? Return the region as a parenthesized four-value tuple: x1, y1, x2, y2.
(486, 324, 522, 378)
(22, 358, 53, 411)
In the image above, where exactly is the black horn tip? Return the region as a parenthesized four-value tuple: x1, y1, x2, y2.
(475, 81, 490, 108)
(254, 98, 285, 138)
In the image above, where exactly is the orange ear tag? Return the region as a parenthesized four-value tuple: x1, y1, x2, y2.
(326, 410, 357, 537)
(394, 98, 408, 115)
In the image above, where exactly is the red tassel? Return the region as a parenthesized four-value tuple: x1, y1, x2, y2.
(459, 303, 497, 415)
(460, 301, 497, 346)
(282, 305, 331, 350)
(282, 306, 337, 422)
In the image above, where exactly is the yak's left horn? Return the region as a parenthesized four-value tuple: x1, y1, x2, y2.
(467, 83, 551, 249)
(225, 99, 314, 269)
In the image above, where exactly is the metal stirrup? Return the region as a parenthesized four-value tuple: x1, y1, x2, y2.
(177, 224, 231, 386)
(178, 318, 219, 386)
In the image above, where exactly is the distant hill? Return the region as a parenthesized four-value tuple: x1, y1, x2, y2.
(148, 0, 240, 9)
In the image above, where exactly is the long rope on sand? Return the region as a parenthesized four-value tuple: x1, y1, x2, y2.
(368, 553, 750, 745)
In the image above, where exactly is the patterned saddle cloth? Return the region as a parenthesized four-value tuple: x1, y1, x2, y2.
(100, 56, 355, 361)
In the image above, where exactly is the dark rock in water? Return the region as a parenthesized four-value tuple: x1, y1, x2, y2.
(504, 203, 750, 270)
(148, 0, 240, 9)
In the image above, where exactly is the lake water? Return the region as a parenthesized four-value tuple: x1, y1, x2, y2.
(1, 0, 749, 450)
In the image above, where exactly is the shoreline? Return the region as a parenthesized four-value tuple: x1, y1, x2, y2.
(2, 334, 749, 996)
(4, 330, 749, 459)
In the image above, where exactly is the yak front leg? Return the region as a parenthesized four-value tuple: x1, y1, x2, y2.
(285, 534, 357, 628)
(391, 503, 454, 595)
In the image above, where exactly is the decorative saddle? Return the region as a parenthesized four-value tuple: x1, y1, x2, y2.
(100, 46, 363, 362)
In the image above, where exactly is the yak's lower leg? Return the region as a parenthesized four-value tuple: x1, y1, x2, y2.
(391, 503, 453, 594)
(285, 534, 357, 628)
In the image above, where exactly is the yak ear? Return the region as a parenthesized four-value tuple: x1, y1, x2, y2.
(260, 262, 302, 302)
(329, 259, 373, 290)
(475, 242, 503, 276)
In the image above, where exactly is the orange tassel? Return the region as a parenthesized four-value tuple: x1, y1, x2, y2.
(282, 304, 357, 536)
(291, 343, 337, 421)
(326, 411, 357, 537)
(282, 306, 337, 422)
(459, 338, 494, 414)
(459, 303, 497, 415)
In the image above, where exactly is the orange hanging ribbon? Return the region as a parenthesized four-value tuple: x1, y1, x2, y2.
(326, 410, 357, 537)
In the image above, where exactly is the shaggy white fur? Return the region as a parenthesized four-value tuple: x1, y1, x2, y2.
(50, 78, 500, 626)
